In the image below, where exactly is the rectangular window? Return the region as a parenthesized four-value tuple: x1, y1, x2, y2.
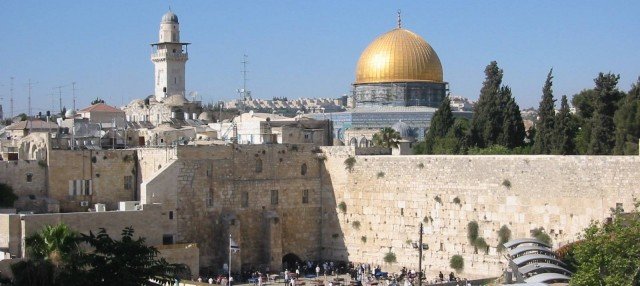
(169, 211, 174, 220)
(124, 176, 133, 190)
(206, 189, 213, 207)
(241, 192, 249, 208)
(26, 173, 33, 182)
(302, 189, 309, 204)
(69, 179, 92, 197)
(271, 190, 279, 205)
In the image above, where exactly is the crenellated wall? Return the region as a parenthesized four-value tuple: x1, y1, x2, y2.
(319, 147, 640, 278)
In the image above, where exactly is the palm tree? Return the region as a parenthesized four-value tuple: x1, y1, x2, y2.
(25, 223, 80, 266)
(372, 127, 402, 148)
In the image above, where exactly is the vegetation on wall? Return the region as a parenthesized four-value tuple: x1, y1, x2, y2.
(344, 157, 356, 172)
(497, 225, 512, 252)
(338, 201, 347, 214)
(360, 236, 367, 243)
(450, 255, 464, 272)
(434, 195, 442, 204)
(352, 221, 361, 230)
(467, 221, 479, 245)
(376, 171, 385, 178)
(531, 227, 552, 245)
(502, 179, 512, 189)
(453, 197, 461, 205)
(383, 251, 397, 264)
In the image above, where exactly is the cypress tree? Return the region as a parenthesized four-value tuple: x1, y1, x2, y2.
(532, 69, 556, 154)
(498, 87, 526, 149)
(613, 77, 640, 155)
(470, 61, 503, 148)
(427, 96, 454, 138)
(553, 95, 577, 155)
(587, 73, 622, 154)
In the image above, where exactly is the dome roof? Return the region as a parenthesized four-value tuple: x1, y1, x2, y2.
(355, 28, 443, 84)
(392, 121, 412, 139)
(65, 109, 77, 118)
(162, 11, 179, 23)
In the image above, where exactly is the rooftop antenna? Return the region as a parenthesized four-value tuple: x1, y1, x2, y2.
(26, 79, 38, 117)
(10, 77, 14, 119)
(397, 9, 402, 29)
(236, 54, 251, 111)
(54, 85, 65, 115)
(71, 82, 77, 150)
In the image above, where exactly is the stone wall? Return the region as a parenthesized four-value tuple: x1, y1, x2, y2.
(0, 160, 47, 198)
(319, 149, 640, 278)
(47, 149, 137, 212)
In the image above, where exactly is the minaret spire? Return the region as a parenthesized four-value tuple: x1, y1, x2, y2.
(397, 9, 402, 28)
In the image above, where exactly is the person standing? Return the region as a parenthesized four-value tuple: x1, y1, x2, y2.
(209, 277, 214, 284)
(258, 273, 263, 286)
(316, 265, 321, 278)
(229, 276, 234, 286)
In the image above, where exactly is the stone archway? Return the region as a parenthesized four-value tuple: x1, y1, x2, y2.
(349, 137, 358, 147)
(282, 253, 303, 272)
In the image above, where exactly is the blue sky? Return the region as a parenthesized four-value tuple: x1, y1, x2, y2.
(1, 1, 639, 115)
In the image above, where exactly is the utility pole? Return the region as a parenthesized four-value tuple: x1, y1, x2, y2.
(54, 85, 64, 116)
(418, 223, 424, 286)
(71, 82, 76, 150)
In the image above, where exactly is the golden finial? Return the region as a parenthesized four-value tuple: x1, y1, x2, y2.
(397, 9, 402, 28)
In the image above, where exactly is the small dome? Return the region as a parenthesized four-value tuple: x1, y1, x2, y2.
(65, 109, 76, 118)
(162, 11, 179, 23)
(392, 121, 412, 139)
(198, 112, 212, 121)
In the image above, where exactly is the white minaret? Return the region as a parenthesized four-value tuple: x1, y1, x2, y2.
(151, 11, 189, 101)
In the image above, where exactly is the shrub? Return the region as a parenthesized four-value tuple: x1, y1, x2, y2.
(338, 201, 347, 214)
(453, 197, 461, 205)
(497, 225, 512, 252)
(361, 236, 367, 243)
(417, 163, 424, 169)
(467, 221, 479, 244)
(344, 157, 356, 172)
(352, 221, 361, 230)
(434, 195, 442, 204)
(502, 179, 512, 189)
(450, 255, 464, 272)
(383, 252, 397, 264)
(531, 227, 552, 245)
(376, 171, 385, 178)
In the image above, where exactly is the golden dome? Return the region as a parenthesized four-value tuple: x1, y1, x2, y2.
(355, 28, 443, 84)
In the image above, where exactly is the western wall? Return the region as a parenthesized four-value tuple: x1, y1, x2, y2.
(319, 146, 640, 277)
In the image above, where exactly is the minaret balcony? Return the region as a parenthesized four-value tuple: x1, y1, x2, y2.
(151, 50, 189, 61)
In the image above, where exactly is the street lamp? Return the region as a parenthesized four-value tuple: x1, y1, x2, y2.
(411, 223, 427, 286)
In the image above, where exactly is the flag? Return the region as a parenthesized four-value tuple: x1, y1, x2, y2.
(230, 237, 240, 253)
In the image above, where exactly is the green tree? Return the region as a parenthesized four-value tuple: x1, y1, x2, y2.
(587, 73, 623, 154)
(428, 96, 454, 138)
(78, 227, 183, 285)
(571, 89, 597, 154)
(498, 87, 526, 149)
(553, 95, 577, 155)
(470, 61, 504, 148)
(570, 206, 640, 285)
(532, 69, 556, 154)
(0, 183, 17, 207)
(372, 127, 402, 148)
(17, 113, 28, 121)
(613, 77, 640, 155)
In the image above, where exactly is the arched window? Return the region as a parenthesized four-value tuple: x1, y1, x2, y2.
(349, 137, 358, 146)
(301, 163, 307, 176)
